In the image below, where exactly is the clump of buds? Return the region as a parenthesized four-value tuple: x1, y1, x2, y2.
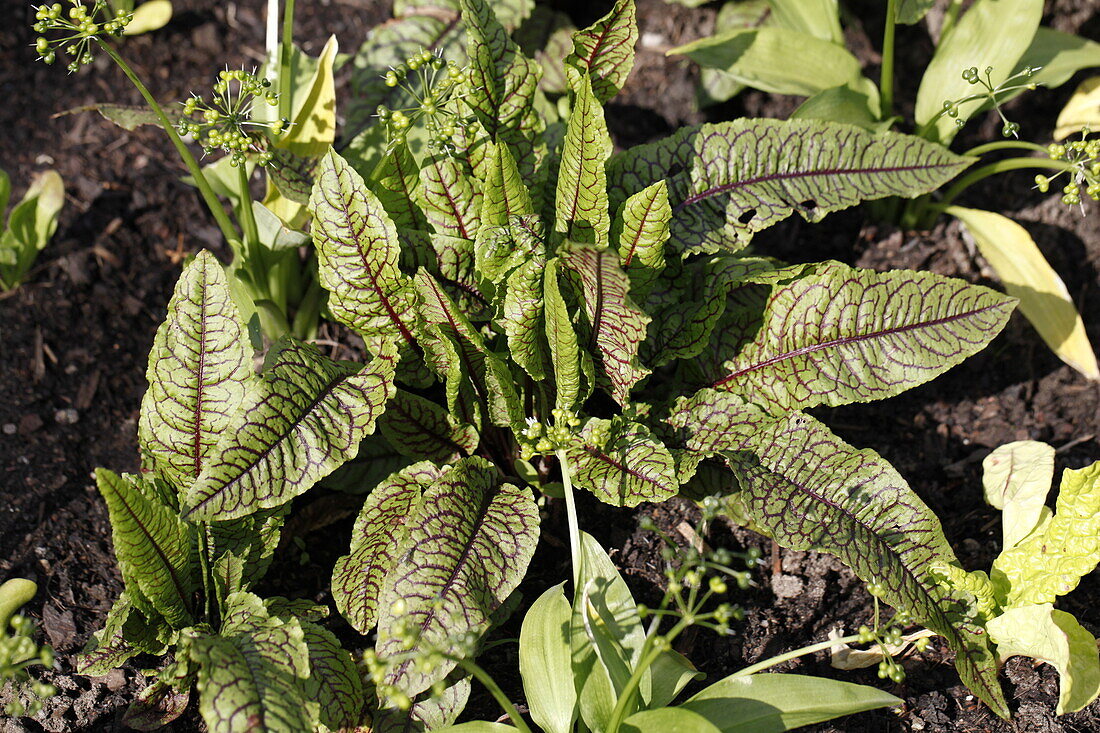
(1034, 131, 1100, 209)
(31, 1, 132, 72)
(375, 49, 471, 155)
(940, 64, 1040, 137)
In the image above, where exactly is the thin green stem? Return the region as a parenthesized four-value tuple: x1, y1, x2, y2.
(99, 42, 240, 246)
(881, 0, 897, 117)
(934, 157, 1072, 211)
(556, 449, 582, 592)
(453, 658, 534, 733)
(278, 0, 297, 122)
(606, 619, 691, 733)
(941, 0, 963, 40)
(963, 140, 1048, 158)
(236, 165, 259, 247)
(731, 633, 863, 679)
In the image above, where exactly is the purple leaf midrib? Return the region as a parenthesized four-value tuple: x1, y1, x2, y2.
(672, 161, 963, 213)
(712, 300, 1005, 389)
(583, 443, 668, 495)
(111, 483, 192, 619)
(190, 277, 209, 478)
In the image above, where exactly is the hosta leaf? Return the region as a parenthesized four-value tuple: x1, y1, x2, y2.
(544, 258, 589, 412)
(992, 460, 1100, 606)
(555, 70, 612, 247)
(368, 141, 429, 231)
(379, 389, 478, 462)
(479, 140, 535, 235)
(707, 263, 1015, 412)
(419, 154, 483, 240)
(564, 419, 678, 506)
(669, 394, 1008, 717)
(376, 458, 539, 696)
(184, 340, 397, 521)
(311, 150, 421, 354)
(564, 0, 638, 103)
(139, 251, 249, 489)
(300, 621, 366, 730)
(562, 245, 650, 404)
(332, 463, 441, 633)
(95, 469, 193, 628)
(982, 441, 1055, 550)
(186, 592, 313, 733)
(607, 120, 974, 256)
(615, 180, 669, 300)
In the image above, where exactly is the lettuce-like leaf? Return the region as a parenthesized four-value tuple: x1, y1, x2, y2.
(981, 440, 1055, 549)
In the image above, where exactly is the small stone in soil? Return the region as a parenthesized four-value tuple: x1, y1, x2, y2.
(2, 423, 16, 435)
(54, 409, 79, 425)
(772, 574, 804, 599)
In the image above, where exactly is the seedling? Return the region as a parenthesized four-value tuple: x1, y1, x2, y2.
(0, 579, 56, 718)
(0, 168, 64, 292)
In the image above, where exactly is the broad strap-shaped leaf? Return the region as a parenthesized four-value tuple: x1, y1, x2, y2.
(563, 419, 678, 507)
(311, 150, 421, 354)
(614, 180, 669, 300)
(185, 592, 313, 733)
(95, 469, 194, 628)
(520, 584, 576, 733)
(139, 250, 249, 489)
(707, 263, 1015, 412)
(607, 119, 974, 256)
(564, 0, 638, 103)
(419, 154, 483, 240)
(561, 245, 650, 404)
(502, 256, 550, 379)
(669, 392, 1008, 717)
(555, 70, 612, 247)
(896, 0, 935, 24)
(544, 258, 590, 412)
(332, 463, 441, 634)
(992, 460, 1100, 606)
(369, 141, 430, 231)
(379, 389, 478, 462)
(478, 140, 534, 236)
(300, 620, 366, 730)
(376, 457, 540, 696)
(183, 340, 397, 520)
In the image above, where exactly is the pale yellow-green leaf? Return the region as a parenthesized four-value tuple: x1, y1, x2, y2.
(949, 206, 1099, 381)
(982, 440, 1055, 549)
(123, 0, 173, 36)
(987, 604, 1100, 714)
(1054, 76, 1100, 141)
(519, 583, 576, 733)
(766, 0, 841, 44)
(828, 627, 935, 670)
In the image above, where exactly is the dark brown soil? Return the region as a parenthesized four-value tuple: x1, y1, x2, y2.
(1, 0, 1098, 731)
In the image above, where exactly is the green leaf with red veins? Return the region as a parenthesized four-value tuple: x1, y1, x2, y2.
(564, 419, 678, 506)
(332, 462, 440, 634)
(562, 244, 650, 405)
(267, 149, 321, 206)
(416, 269, 523, 428)
(668, 391, 1009, 718)
(374, 678, 472, 733)
(368, 141, 429, 231)
(77, 592, 170, 676)
(419, 154, 483, 240)
(606, 119, 974, 256)
(122, 680, 190, 732)
(183, 340, 397, 521)
(430, 232, 492, 321)
(707, 263, 1015, 412)
(544, 257, 591, 412)
(503, 256, 550, 380)
(300, 620, 366, 730)
(376, 457, 539, 697)
(556, 70, 612, 247)
(95, 469, 194, 628)
(310, 150, 422, 357)
(421, 324, 484, 430)
(478, 140, 535, 237)
(476, 214, 546, 290)
(614, 180, 669, 301)
(379, 389, 478, 462)
(564, 0, 638, 103)
(139, 250, 249, 492)
(186, 592, 313, 733)
(206, 508, 287, 593)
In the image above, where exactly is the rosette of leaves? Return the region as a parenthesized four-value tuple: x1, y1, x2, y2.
(80, 250, 395, 731)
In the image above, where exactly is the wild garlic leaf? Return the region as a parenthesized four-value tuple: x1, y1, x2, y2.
(375, 457, 539, 697)
(555, 70, 612, 247)
(706, 263, 1015, 412)
(419, 154, 483, 240)
(332, 462, 441, 634)
(544, 257, 589, 412)
(300, 620, 366, 730)
(607, 119, 973, 256)
(95, 469, 194, 629)
(992, 460, 1100, 607)
(369, 141, 430, 231)
(561, 245, 650, 405)
(563, 419, 678, 506)
(311, 150, 422, 356)
(183, 340, 397, 521)
(669, 393, 1009, 718)
(895, 0, 935, 24)
(186, 592, 313, 733)
(479, 141, 535, 236)
(139, 250, 249, 490)
(379, 389, 478, 462)
(564, 0, 638, 103)
(614, 180, 669, 301)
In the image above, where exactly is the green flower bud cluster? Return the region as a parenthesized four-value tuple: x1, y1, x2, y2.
(175, 69, 288, 168)
(374, 49, 471, 156)
(940, 64, 1039, 136)
(1034, 133, 1100, 208)
(32, 1, 132, 72)
(518, 409, 583, 458)
(1, 614, 57, 717)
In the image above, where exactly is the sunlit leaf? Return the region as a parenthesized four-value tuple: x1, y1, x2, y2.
(982, 440, 1055, 549)
(564, 419, 678, 507)
(564, 0, 638, 103)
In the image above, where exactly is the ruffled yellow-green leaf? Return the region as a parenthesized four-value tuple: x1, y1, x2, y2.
(982, 440, 1055, 549)
(1054, 76, 1100, 141)
(949, 206, 1099, 381)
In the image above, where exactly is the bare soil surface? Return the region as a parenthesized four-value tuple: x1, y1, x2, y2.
(1, 0, 1098, 731)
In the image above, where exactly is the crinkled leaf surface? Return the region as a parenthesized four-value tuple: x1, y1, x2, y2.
(544, 258, 589, 412)
(615, 180, 669, 300)
(982, 440, 1055, 549)
(368, 141, 430, 231)
(564, 0, 637, 103)
(669, 393, 1008, 717)
(706, 263, 1015, 412)
(300, 620, 366, 730)
(139, 251, 249, 489)
(419, 154, 483, 240)
(607, 119, 973, 256)
(502, 257, 550, 379)
(479, 141, 535, 235)
(556, 70, 612, 247)
(376, 457, 539, 696)
(564, 419, 678, 507)
(77, 592, 171, 675)
(183, 340, 396, 520)
(379, 389, 478, 462)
